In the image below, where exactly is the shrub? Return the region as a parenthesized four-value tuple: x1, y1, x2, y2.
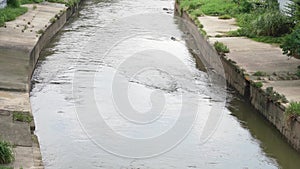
(286, 101, 300, 117)
(237, 0, 254, 13)
(250, 11, 291, 37)
(235, 9, 292, 38)
(214, 41, 230, 54)
(7, 0, 20, 8)
(0, 140, 14, 164)
(281, 28, 300, 58)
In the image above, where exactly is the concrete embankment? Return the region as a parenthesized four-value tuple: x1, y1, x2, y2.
(0, 2, 81, 169)
(175, 2, 300, 152)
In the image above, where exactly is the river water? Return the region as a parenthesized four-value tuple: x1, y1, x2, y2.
(30, 0, 300, 169)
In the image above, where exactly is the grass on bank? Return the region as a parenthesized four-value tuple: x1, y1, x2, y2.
(0, 167, 13, 169)
(0, 5, 27, 27)
(0, 0, 38, 27)
(286, 101, 300, 117)
(12, 111, 33, 123)
(0, 140, 14, 165)
(0, 0, 79, 27)
(178, 0, 294, 44)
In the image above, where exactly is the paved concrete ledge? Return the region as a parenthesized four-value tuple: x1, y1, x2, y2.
(0, 1, 82, 168)
(0, 3, 67, 91)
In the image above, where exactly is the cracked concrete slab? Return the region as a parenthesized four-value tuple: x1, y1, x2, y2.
(199, 15, 300, 102)
(0, 3, 66, 91)
(0, 91, 31, 112)
(0, 115, 32, 147)
(199, 15, 239, 36)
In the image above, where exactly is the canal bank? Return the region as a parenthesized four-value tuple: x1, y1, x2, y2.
(0, 1, 82, 168)
(174, 2, 300, 152)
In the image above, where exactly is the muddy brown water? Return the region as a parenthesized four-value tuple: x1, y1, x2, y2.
(30, 0, 300, 168)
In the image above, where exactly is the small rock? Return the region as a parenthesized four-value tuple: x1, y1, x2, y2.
(171, 36, 176, 41)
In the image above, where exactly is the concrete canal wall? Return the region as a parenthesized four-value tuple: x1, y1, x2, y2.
(0, 2, 81, 91)
(0, 2, 82, 169)
(175, 2, 300, 152)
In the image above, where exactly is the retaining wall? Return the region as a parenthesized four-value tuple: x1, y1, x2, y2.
(175, 2, 300, 152)
(0, 3, 81, 91)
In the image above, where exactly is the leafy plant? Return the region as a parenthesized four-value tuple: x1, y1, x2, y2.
(214, 41, 230, 54)
(8, 0, 20, 8)
(13, 111, 33, 123)
(280, 27, 300, 58)
(0, 140, 14, 164)
(286, 101, 300, 117)
(36, 29, 44, 34)
(50, 17, 56, 23)
(250, 11, 291, 37)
